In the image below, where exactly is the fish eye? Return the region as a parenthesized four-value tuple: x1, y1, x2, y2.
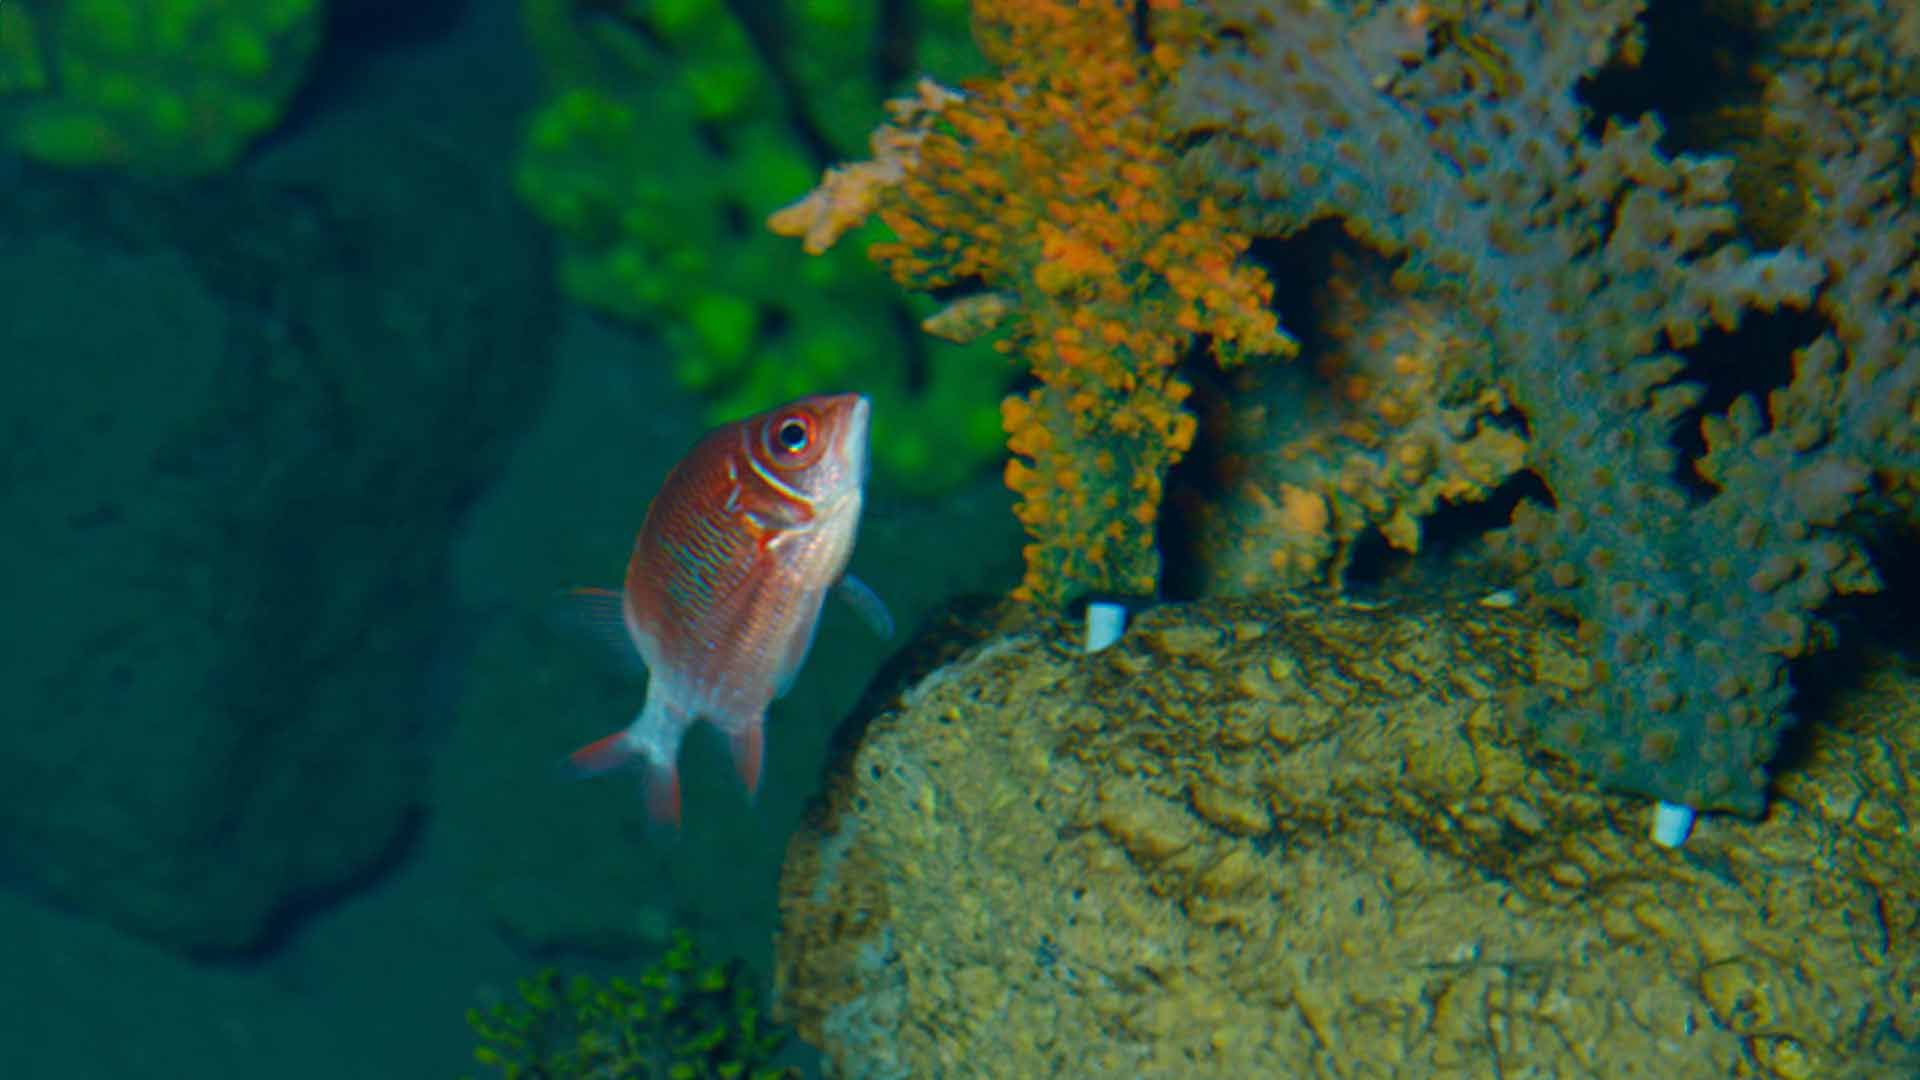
(775, 415, 812, 454)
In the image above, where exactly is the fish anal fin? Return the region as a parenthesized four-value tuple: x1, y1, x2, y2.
(645, 760, 683, 827)
(728, 720, 765, 800)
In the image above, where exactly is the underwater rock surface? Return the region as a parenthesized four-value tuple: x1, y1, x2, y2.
(776, 589, 1918, 1078)
(0, 164, 554, 954)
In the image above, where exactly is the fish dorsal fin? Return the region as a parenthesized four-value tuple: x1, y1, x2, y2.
(836, 574, 894, 640)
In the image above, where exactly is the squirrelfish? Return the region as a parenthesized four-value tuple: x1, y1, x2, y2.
(568, 393, 890, 824)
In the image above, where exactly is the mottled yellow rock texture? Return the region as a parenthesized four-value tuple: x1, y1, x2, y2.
(775, 588, 1918, 1078)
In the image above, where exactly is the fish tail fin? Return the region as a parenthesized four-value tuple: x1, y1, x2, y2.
(567, 706, 686, 827)
(728, 720, 765, 802)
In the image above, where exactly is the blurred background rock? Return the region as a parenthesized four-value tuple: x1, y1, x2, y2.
(0, 1, 1021, 1075)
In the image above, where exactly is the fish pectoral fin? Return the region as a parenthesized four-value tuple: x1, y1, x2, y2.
(836, 574, 895, 640)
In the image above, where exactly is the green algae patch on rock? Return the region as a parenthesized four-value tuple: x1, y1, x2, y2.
(774, 589, 1919, 1078)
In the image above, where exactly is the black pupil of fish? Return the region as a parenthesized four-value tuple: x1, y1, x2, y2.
(778, 419, 809, 452)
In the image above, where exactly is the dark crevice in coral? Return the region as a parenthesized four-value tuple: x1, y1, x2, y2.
(1160, 222, 1350, 602)
(1244, 223, 1351, 360)
(1595, 0, 1806, 251)
(1768, 521, 1920, 780)
(924, 275, 995, 303)
(1824, 521, 1920, 650)
(1129, 0, 1156, 54)
(1159, 370, 1227, 602)
(1577, 0, 1765, 148)
(1337, 528, 1402, 588)
(1665, 306, 1828, 502)
(1345, 466, 1551, 594)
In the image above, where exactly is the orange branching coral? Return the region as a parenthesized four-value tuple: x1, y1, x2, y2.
(867, 0, 1295, 603)
(768, 79, 962, 256)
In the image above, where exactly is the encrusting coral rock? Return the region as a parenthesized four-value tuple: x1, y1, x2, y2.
(776, 587, 1918, 1078)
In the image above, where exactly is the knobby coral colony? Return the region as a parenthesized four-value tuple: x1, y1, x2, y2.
(1169, 0, 1914, 822)
(777, 0, 1915, 825)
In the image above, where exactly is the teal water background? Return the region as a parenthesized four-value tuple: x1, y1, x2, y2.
(0, 3, 1022, 1075)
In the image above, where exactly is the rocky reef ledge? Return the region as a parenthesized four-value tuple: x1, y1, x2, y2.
(776, 586, 1916, 1078)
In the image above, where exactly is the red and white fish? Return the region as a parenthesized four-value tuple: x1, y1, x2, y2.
(568, 393, 891, 824)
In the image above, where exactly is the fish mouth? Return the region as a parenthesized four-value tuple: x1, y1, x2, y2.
(843, 393, 872, 488)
